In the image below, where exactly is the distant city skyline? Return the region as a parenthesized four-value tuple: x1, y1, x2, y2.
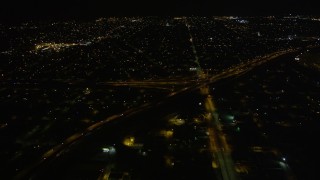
(1, 0, 319, 22)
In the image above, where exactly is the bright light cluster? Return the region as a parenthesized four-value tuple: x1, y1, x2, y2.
(35, 43, 78, 52)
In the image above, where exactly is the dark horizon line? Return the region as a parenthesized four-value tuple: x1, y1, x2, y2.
(1, 13, 320, 24)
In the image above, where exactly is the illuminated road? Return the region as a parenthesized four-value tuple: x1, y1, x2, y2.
(201, 86, 238, 180)
(186, 16, 238, 180)
(98, 49, 299, 92)
(98, 79, 196, 90)
(14, 48, 301, 179)
(185, 17, 206, 79)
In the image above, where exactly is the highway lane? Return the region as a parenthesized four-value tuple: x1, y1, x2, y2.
(202, 86, 238, 180)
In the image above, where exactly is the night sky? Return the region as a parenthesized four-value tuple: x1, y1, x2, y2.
(0, 0, 319, 22)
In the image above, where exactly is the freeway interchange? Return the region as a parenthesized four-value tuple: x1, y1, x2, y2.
(14, 48, 302, 180)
